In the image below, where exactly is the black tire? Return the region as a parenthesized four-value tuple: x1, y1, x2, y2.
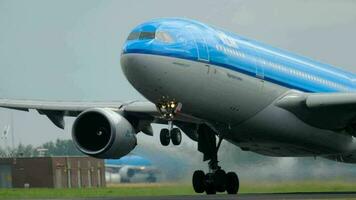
(160, 129, 170, 146)
(192, 170, 205, 193)
(226, 172, 239, 194)
(205, 173, 216, 195)
(214, 169, 226, 192)
(171, 128, 182, 145)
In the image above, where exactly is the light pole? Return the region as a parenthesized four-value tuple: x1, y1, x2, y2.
(10, 111, 15, 150)
(2, 124, 9, 157)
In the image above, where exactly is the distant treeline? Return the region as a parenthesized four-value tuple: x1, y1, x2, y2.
(1, 137, 356, 181)
(0, 139, 84, 157)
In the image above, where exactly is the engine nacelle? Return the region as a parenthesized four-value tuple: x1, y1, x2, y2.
(72, 108, 137, 159)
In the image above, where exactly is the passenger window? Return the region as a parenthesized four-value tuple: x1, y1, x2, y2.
(156, 31, 173, 43)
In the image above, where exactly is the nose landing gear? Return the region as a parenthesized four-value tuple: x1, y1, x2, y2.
(157, 98, 182, 146)
(159, 126, 182, 146)
(170, 126, 182, 145)
(156, 97, 182, 120)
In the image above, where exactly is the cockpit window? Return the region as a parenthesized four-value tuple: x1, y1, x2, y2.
(139, 32, 156, 40)
(127, 31, 173, 43)
(127, 31, 156, 41)
(155, 31, 173, 43)
(127, 32, 140, 40)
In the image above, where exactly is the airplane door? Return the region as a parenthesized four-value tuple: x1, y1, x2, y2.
(254, 52, 265, 92)
(195, 34, 210, 62)
(186, 26, 210, 62)
(255, 60, 264, 80)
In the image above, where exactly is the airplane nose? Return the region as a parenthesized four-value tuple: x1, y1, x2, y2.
(120, 53, 153, 93)
(120, 54, 135, 82)
(120, 53, 176, 103)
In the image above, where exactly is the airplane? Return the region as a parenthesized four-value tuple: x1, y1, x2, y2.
(105, 155, 159, 183)
(0, 17, 356, 194)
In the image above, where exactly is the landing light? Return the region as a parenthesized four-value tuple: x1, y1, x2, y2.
(157, 98, 180, 120)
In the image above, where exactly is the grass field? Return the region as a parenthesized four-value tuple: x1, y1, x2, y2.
(0, 181, 355, 199)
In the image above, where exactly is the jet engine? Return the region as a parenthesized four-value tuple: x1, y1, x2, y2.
(72, 108, 137, 159)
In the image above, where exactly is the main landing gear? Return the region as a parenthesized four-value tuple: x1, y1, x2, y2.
(156, 98, 239, 194)
(192, 125, 239, 195)
(157, 98, 182, 146)
(192, 166, 239, 194)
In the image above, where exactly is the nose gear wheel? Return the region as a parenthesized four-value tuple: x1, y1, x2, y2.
(157, 97, 183, 146)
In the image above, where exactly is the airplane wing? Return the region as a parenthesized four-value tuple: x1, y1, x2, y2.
(0, 99, 127, 113)
(0, 99, 202, 138)
(275, 90, 356, 131)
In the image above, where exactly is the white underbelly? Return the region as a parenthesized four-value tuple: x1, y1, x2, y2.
(121, 53, 286, 124)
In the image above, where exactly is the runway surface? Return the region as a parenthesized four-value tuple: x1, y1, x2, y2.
(46, 192, 356, 200)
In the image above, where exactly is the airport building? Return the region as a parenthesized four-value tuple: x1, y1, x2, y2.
(0, 156, 105, 188)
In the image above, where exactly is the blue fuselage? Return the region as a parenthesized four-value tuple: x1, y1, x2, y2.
(123, 18, 356, 93)
(106, 155, 152, 167)
(120, 18, 356, 160)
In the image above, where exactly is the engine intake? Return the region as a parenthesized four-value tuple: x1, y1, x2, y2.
(72, 108, 137, 159)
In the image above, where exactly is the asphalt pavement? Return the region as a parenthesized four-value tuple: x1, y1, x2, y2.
(41, 192, 356, 200)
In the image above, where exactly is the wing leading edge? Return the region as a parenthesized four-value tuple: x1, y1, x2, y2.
(0, 99, 127, 129)
(0, 99, 202, 136)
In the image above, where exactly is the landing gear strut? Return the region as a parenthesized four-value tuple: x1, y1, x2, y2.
(157, 97, 183, 146)
(192, 125, 239, 195)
